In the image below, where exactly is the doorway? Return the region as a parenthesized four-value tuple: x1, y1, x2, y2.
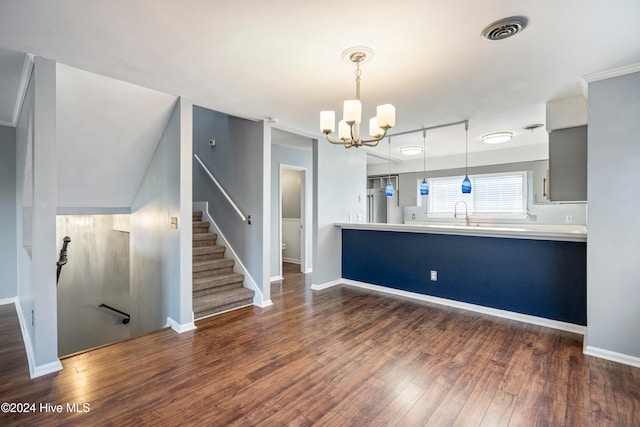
(279, 165, 309, 278)
(56, 214, 131, 356)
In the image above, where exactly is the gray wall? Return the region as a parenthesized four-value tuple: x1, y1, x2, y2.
(193, 106, 267, 298)
(130, 99, 190, 336)
(56, 215, 130, 356)
(270, 143, 313, 277)
(587, 71, 640, 359)
(313, 139, 367, 286)
(282, 169, 302, 218)
(0, 125, 17, 300)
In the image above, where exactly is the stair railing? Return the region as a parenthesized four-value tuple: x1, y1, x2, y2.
(56, 236, 71, 285)
(99, 304, 131, 324)
(194, 154, 247, 222)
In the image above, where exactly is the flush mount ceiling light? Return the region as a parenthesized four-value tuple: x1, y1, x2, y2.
(320, 46, 396, 148)
(399, 145, 423, 156)
(481, 16, 528, 41)
(482, 132, 513, 144)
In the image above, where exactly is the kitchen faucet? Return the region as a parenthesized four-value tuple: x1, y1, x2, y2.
(454, 201, 470, 226)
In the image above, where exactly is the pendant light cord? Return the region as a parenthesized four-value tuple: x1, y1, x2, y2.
(465, 123, 468, 176)
(422, 129, 427, 180)
(388, 136, 391, 182)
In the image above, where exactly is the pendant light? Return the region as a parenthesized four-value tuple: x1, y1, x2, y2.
(385, 137, 394, 197)
(461, 122, 472, 194)
(420, 129, 429, 196)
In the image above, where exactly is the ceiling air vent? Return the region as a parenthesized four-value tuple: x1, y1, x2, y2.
(482, 16, 528, 41)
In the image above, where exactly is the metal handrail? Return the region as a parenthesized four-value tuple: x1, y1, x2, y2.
(99, 304, 130, 324)
(194, 154, 247, 222)
(56, 236, 71, 285)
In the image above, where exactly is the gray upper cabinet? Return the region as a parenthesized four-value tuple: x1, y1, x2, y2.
(549, 125, 587, 202)
(398, 172, 418, 207)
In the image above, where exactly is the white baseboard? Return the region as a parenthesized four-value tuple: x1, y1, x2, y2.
(584, 346, 640, 368)
(32, 360, 64, 378)
(0, 297, 16, 305)
(310, 279, 342, 291)
(270, 275, 284, 282)
(194, 202, 267, 307)
(341, 279, 587, 336)
(283, 257, 301, 264)
(304, 268, 313, 274)
(256, 299, 273, 308)
(15, 300, 63, 378)
(165, 316, 197, 333)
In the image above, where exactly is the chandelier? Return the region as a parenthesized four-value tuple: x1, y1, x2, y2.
(320, 47, 396, 148)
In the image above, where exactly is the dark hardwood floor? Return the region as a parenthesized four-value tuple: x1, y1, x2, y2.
(1, 262, 639, 426)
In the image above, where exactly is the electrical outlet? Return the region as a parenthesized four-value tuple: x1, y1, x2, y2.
(566, 215, 573, 223)
(529, 214, 537, 222)
(430, 270, 438, 281)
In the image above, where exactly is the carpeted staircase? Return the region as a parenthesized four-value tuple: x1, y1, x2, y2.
(192, 211, 254, 319)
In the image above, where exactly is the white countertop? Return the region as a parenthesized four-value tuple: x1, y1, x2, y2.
(335, 221, 587, 242)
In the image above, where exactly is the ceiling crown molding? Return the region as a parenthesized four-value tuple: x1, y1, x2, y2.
(584, 63, 640, 83)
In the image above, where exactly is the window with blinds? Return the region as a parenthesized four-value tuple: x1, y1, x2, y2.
(428, 172, 527, 216)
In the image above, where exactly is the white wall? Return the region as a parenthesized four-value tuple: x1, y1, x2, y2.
(15, 57, 61, 377)
(313, 139, 367, 287)
(0, 125, 17, 300)
(586, 70, 640, 362)
(130, 98, 193, 336)
(270, 143, 313, 278)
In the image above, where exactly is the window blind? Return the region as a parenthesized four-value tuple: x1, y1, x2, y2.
(429, 172, 526, 215)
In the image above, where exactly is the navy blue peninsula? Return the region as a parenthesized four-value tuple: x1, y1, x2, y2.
(338, 223, 587, 327)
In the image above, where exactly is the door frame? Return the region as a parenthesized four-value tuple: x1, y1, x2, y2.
(278, 164, 309, 277)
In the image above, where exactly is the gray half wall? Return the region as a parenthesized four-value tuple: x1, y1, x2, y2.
(587, 71, 640, 360)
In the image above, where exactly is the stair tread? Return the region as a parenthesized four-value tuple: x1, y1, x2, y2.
(193, 221, 210, 227)
(194, 272, 244, 286)
(193, 246, 226, 255)
(193, 258, 232, 268)
(193, 233, 218, 240)
(193, 287, 254, 311)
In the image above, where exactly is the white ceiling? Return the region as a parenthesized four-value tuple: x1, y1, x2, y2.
(1, 1, 640, 164)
